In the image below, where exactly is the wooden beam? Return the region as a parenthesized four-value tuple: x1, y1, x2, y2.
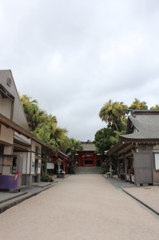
(125, 152, 133, 157)
(118, 144, 133, 155)
(0, 114, 53, 150)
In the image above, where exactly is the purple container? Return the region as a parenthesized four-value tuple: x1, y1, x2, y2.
(0, 175, 19, 190)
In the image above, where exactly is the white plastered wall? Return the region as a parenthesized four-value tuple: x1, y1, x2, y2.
(27, 152, 31, 174)
(14, 132, 31, 145)
(31, 140, 42, 175)
(0, 124, 14, 144)
(14, 152, 28, 174)
(0, 94, 12, 119)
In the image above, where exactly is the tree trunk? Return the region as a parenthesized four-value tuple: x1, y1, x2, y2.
(110, 161, 112, 178)
(71, 152, 75, 167)
(114, 121, 119, 132)
(44, 158, 47, 174)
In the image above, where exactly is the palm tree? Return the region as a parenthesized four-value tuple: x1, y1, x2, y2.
(49, 122, 68, 153)
(21, 95, 41, 131)
(35, 118, 68, 153)
(150, 104, 159, 110)
(60, 136, 70, 153)
(99, 100, 128, 131)
(35, 118, 68, 173)
(66, 138, 83, 160)
(129, 98, 148, 110)
(21, 94, 69, 173)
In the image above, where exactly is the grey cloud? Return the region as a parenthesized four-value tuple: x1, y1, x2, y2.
(1, 0, 159, 140)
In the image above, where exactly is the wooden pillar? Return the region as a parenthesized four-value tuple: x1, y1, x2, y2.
(124, 158, 128, 182)
(66, 161, 68, 174)
(93, 154, 96, 166)
(110, 161, 112, 177)
(79, 153, 82, 166)
(54, 163, 57, 174)
(117, 158, 120, 177)
(63, 161, 65, 172)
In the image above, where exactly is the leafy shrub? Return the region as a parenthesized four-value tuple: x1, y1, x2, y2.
(101, 166, 107, 174)
(41, 174, 53, 182)
(68, 166, 75, 174)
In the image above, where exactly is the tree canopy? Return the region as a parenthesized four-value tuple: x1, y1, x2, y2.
(21, 95, 44, 131)
(94, 127, 119, 155)
(129, 98, 148, 110)
(21, 94, 81, 155)
(150, 104, 159, 110)
(99, 100, 128, 131)
(97, 98, 158, 154)
(66, 138, 83, 159)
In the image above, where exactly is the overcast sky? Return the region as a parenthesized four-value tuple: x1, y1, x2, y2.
(0, 0, 159, 141)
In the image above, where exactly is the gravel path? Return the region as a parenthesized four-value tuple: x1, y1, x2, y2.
(0, 174, 159, 240)
(123, 186, 159, 213)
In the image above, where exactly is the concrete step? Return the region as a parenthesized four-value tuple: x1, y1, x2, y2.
(75, 167, 101, 174)
(0, 191, 27, 204)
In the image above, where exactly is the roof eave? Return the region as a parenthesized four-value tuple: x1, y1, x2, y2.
(0, 113, 53, 150)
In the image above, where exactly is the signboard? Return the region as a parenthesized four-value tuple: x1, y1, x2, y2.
(47, 162, 54, 169)
(38, 160, 41, 174)
(31, 154, 35, 174)
(3, 157, 12, 166)
(31, 160, 35, 174)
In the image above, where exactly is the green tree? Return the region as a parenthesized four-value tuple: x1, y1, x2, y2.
(129, 98, 148, 110)
(94, 128, 121, 155)
(66, 138, 83, 160)
(21, 95, 68, 153)
(20, 95, 44, 131)
(35, 117, 68, 174)
(99, 100, 128, 131)
(150, 104, 159, 110)
(35, 119, 68, 153)
(21, 94, 69, 173)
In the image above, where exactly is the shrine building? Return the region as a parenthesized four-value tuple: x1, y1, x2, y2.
(75, 140, 102, 167)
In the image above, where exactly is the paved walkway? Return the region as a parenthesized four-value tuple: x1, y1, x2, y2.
(105, 175, 159, 215)
(0, 174, 159, 240)
(0, 174, 66, 213)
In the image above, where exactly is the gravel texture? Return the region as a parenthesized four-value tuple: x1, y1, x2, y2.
(0, 174, 159, 240)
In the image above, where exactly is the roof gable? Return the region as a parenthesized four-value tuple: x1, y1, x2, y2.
(107, 111, 159, 156)
(121, 110, 159, 141)
(0, 70, 29, 131)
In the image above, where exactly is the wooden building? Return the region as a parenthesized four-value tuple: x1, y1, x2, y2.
(107, 110, 159, 186)
(75, 141, 102, 167)
(0, 70, 53, 189)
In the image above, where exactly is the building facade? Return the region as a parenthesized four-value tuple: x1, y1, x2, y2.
(0, 70, 52, 189)
(75, 141, 102, 167)
(107, 110, 159, 186)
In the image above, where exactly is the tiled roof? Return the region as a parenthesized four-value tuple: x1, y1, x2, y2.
(79, 142, 95, 151)
(121, 111, 159, 141)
